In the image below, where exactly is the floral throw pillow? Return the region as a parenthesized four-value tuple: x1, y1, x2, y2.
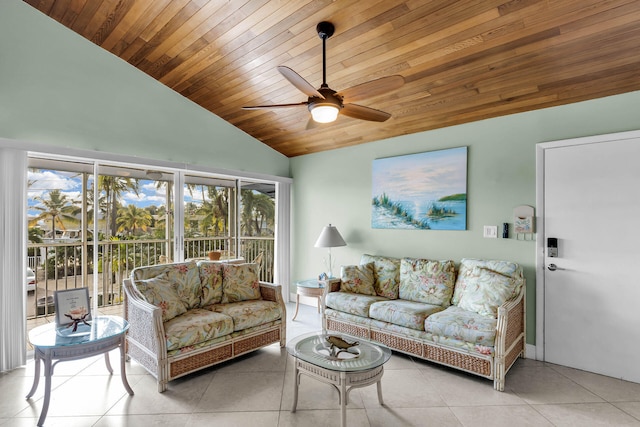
(134, 272, 188, 322)
(458, 266, 518, 318)
(221, 263, 261, 303)
(198, 261, 224, 306)
(340, 263, 376, 296)
(360, 254, 401, 299)
(399, 258, 456, 307)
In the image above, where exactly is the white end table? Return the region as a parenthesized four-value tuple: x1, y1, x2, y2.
(26, 315, 134, 426)
(292, 279, 326, 321)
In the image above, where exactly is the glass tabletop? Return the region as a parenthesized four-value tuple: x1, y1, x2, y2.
(287, 332, 391, 372)
(296, 279, 324, 289)
(28, 315, 129, 348)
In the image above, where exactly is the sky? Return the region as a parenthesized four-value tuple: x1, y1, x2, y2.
(27, 169, 191, 221)
(372, 146, 467, 202)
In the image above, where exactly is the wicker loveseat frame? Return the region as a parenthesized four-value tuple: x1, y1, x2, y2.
(123, 262, 286, 392)
(322, 260, 526, 391)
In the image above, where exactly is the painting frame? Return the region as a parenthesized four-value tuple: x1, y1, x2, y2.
(372, 146, 467, 230)
(53, 287, 92, 328)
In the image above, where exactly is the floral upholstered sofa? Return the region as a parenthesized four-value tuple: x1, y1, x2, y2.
(123, 260, 286, 392)
(322, 255, 525, 391)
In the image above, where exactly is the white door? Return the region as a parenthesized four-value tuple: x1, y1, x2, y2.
(541, 133, 640, 382)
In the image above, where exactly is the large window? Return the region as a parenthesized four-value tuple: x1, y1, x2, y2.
(26, 157, 278, 319)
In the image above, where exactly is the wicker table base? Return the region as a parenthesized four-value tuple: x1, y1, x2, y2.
(291, 356, 386, 427)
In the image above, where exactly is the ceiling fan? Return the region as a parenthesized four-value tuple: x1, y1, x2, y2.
(243, 21, 405, 127)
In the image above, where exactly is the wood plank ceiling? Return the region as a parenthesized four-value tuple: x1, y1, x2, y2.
(24, 0, 640, 157)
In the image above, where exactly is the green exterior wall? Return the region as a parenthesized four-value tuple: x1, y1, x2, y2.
(0, 0, 289, 178)
(291, 90, 640, 345)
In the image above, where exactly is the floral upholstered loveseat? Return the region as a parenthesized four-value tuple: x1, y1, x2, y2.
(123, 261, 286, 392)
(322, 255, 525, 391)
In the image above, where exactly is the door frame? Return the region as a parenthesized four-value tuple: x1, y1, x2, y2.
(535, 129, 640, 361)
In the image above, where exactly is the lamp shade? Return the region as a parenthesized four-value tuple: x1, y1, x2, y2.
(314, 224, 347, 248)
(310, 105, 339, 123)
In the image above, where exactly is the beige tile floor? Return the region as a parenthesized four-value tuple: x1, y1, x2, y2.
(4, 303, 640, 426)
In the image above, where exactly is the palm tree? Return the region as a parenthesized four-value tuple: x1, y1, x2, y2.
(116, 205, 152, 237)
(98, 176, 139, 238)
(29, 190, 81, 240)
(241, 190, 275, 236)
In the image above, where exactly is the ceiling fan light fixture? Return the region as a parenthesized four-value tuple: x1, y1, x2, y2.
(310, 104, 340, 123)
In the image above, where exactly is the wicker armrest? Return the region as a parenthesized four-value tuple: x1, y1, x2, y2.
(259, 281, 284, 304)
(321, 278, 341, 293)
(123, 278, 165, 356)
(495, 281, 526, 358)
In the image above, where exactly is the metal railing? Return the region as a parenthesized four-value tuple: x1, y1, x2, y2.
(27, 236, 274, 319)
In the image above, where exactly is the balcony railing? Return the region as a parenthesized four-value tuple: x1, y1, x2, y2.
(27, 236, 274, 319)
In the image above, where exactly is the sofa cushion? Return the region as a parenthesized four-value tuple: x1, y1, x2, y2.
(340, 263, 376, 296)
(452, 258, 523, 306)
(325, 291, 388, 317)
(134, 273, 188, 322)
(370, 300, 444, 331)
(221, 263, 261, 303)
(197, 261, 224, 306)
(424, 305, 497, 349)
(399, 258, 456, 306)
(458, 267, 519, 317)
(131, 261, 202, 310)
(211, 300, 282, 332)
(360, 254, 401, 299)
(164, 308, 234, 352)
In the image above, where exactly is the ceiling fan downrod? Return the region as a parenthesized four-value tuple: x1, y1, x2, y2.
(316, 21, 334, 88)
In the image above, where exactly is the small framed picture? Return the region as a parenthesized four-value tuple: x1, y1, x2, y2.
(54, 288, 92, 328)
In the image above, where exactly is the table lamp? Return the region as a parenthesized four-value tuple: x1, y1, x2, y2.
(314, 223, 346, 278)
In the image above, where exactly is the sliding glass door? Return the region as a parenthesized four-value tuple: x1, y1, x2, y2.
(26, 156, 280, 320)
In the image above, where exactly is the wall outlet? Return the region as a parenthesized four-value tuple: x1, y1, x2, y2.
(483, 225, 498, 238)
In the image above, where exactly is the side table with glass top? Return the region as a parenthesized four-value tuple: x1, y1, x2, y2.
(292, 279, 326, 320)
(26, 315, 134, 426)
(287, 332, 392, 427)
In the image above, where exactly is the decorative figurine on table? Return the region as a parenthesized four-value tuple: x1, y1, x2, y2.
(326, 335, 359, 358)
(318, 272, 328, 280)
(64, 306, 90, 332)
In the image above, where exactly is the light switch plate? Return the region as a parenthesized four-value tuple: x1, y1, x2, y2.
(483, 225, 498, 238)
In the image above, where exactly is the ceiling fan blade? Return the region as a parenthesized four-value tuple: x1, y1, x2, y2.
(277, 66, 324, 99)
(336, 75, 405, 103)
(242, 102, 308, 110)
(341, 103, 391, 122)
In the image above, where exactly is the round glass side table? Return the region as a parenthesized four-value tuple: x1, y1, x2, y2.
(292, 279, 325, 321)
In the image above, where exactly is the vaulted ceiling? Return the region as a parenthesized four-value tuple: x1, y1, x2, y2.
(24, 0, 640, 157)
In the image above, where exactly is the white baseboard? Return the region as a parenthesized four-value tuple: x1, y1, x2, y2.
(525, 344, 537, 359)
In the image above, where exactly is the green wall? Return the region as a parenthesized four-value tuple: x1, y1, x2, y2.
(0, 0, 289, 178)
(291, 90, 640, 345)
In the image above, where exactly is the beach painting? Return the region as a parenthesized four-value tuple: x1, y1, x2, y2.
(372, 147, 467, 230)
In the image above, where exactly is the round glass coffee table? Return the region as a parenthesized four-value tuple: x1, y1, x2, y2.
(287, 332, 391, 427)
(26, 315, 134, 426)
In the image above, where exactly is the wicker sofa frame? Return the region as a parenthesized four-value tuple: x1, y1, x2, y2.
(322, 279, 525, 391)
(123, 278, 286, 392)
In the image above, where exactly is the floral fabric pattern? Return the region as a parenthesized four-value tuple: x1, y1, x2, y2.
(197, 261, 224, 306)
(132, 261, 202, 309)
(340, 263, 376, 295)
(221, 263, 261, 303)
(458, 267, 518, 317)
(399, 258, 456, 307)
(424, 306, 497, 347)
(360, 254, 401, 299)
(211, 300, 282, 331)
(134, 273, 188, 322)
(164, 308, 234, 351)
(369, 300, 444, 331)
(451, 258, 523, 306)
(325, 291, 387, 317)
